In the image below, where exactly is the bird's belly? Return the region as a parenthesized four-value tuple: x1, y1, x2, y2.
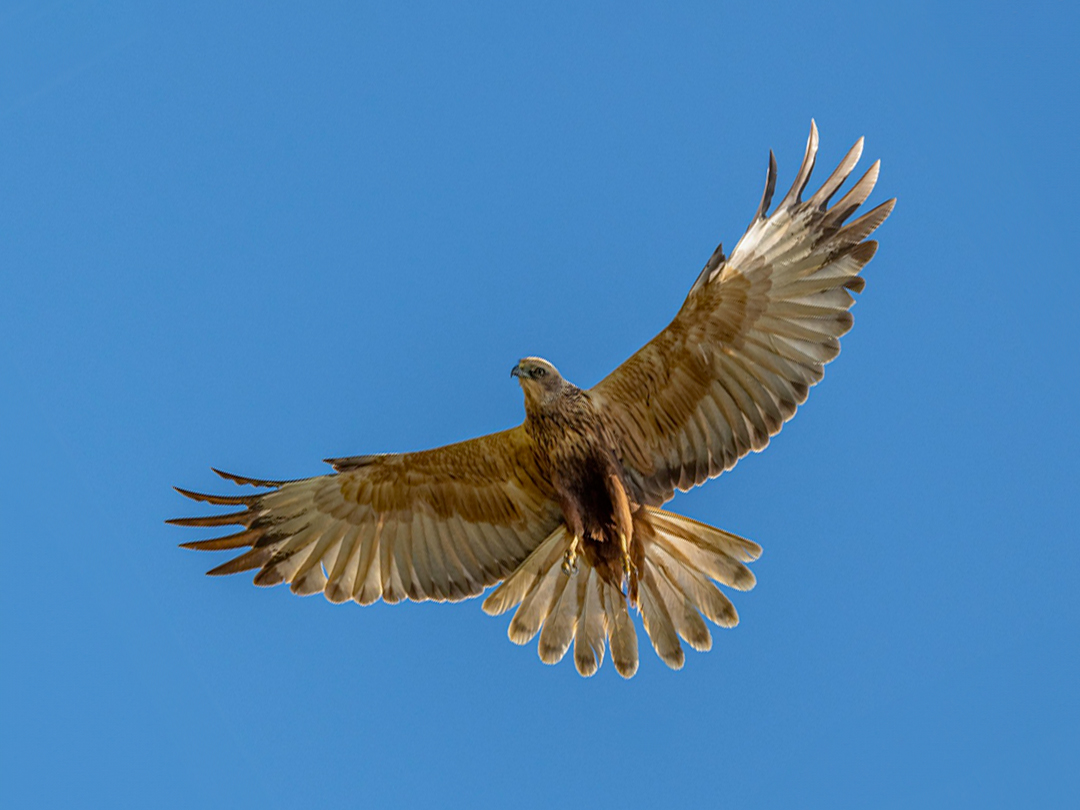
(555, 453, 618, 541)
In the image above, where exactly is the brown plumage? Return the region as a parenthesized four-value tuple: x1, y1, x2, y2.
(172, 122, 893, 678)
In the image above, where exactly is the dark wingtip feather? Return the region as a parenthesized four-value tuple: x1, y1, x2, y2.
(179, 528, 263, 551)
(835, 198, 896, 248)
(844, 276, 867, 294)
(206, 548, 271, 576)
(850, 239, 879, 264)
(173, 486, 257, 506)
(211, 468, 286, 488)
(778, 120, 819, 210)
(840, 241, 878, 294)
(166, 511, 249, 528)
(755, 150, 778, 221)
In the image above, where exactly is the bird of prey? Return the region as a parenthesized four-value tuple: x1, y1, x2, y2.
(172, 122, 893, 678)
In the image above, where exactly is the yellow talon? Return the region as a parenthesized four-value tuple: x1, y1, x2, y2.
(562, 535, 581, 576)
(619, 532, 639, 605)
(619, 533, 635, 576)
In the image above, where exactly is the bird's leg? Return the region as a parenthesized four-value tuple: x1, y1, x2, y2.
(604, 471, 637, 598)
(555, 494, 585, 578)
(619, 531, 638, 602)
(562, 535, 581, 576)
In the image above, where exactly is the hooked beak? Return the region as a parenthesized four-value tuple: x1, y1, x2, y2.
(510, 364, 523, 379)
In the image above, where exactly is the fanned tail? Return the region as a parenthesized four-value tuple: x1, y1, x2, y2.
(636, 509, 759, 670)
(483, 526, 639, 678)
(482, 507, 759, 677)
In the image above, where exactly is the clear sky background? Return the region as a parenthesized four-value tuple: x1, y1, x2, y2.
(2, 2, 1077, 808)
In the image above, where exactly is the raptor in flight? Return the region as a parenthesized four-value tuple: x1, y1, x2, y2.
(172, 122, 893, 678)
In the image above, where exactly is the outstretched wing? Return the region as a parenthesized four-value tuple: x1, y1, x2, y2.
(171, 426, 563, 604)
(592, 122, 895, 506)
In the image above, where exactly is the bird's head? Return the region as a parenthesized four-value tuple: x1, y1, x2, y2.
(511, 356, 566, 411)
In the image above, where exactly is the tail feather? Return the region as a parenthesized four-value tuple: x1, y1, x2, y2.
(649, 555, 713, 651)
(638, 566, 685, 670)
(602, 581, 639, 678)
(648, 510, 759, 589)
(652, 527, 756, 592)
(574, 569, 607, 677)
(482, 526, 569, 619)
(537, 571, 582, 664)
(649, 509, 761, 561)
(485, 506, 756, 677)
(650, 540, 739, 628)
(512, 565, 569, 646)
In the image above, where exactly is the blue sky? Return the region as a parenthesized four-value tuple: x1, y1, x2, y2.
(2, 2, 1077, 807)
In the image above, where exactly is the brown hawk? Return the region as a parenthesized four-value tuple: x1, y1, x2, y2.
(172, 122, 894, 677)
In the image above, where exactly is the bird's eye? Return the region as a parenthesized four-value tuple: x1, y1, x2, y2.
(534, 368, 546, 378)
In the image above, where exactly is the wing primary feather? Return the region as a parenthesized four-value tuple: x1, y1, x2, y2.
(173, 486, 257, 506)
(283, 515, 339, 595)
(206, 547, 273, 576)
(822, 160, 881, 230)
(833, 198, 896, 248)
(807, 136, 864, 210)
(777, 120, 819, 210)
(211, 468, 288, 487)
(754, 150, 778, 222)
(179, 527, 264, 551)
(167, 511, 250, 528)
